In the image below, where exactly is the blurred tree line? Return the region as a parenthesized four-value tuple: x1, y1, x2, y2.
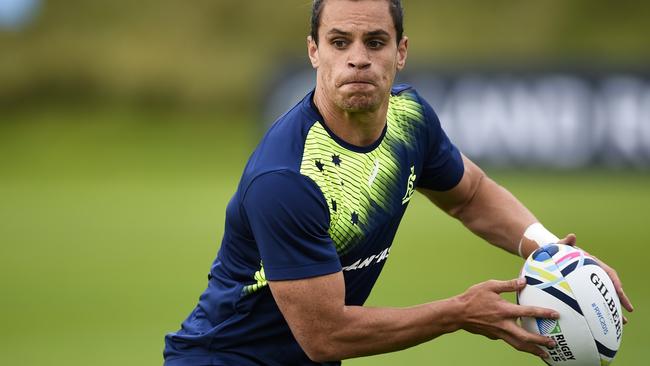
(1, 0, 649, 115)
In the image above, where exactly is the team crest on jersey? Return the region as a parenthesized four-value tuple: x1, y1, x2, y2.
(401, 166, 416, 204)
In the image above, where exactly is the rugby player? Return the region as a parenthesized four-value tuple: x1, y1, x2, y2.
(164, 1, 633, 365)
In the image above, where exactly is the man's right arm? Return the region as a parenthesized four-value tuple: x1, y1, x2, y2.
(243, 170, 556, 362)
(269, 272, 558, 362)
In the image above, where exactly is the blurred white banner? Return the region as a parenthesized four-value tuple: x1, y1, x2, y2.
(263, 69, 650, 168)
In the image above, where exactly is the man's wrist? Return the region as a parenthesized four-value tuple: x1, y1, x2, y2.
(517, 223, 560, 258)
(432, 297, 464, 334)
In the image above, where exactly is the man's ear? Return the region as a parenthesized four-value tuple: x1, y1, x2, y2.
(307, 35, 319, 69)
(396, 36, 408, 71)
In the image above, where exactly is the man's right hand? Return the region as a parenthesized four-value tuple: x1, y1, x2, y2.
(455, 278, 559, 359)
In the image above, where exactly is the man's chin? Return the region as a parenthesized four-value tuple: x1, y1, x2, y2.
(338, 93, 381, 113)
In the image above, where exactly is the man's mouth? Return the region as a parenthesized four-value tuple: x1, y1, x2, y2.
(340, 80, 376, 87)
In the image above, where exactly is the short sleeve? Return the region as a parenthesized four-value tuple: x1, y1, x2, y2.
(242, 170, 342, 281)
(416, 94, 465, 191)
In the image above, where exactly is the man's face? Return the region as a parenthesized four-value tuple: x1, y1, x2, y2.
(308, 0, 408, 113)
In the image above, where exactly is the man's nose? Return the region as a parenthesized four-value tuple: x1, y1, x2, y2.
(347, 42, 371, 70)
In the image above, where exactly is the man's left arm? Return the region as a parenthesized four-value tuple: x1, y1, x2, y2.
(418, 154, 634, 316)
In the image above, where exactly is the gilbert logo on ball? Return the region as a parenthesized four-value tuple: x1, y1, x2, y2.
(517, 244, 623, 366)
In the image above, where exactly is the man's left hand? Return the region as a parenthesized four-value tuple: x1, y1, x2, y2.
(558, 233, 634, 324)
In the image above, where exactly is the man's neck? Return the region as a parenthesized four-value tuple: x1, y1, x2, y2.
(313, 88, 389, 148)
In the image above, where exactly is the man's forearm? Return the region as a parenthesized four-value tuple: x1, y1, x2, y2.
(419, 156, 541, 257)
(270, 272, 464, 363)
(453, 175, 537, 256)
(314, 299, 461, 361)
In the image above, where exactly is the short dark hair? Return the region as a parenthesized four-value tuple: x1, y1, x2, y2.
(310, 0, 404, 44)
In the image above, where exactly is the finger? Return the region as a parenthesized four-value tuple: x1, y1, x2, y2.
(611, 274, 634, 312)
(617, 287, 634, 312)
(501, 332, 550, 359)
(623, 316, 628, 325)
(510, 304, 560, 320)
(490, 278, 526, 293)
(557, 233, 577, 246)
(603, 266, 635, 312)
(504, 320, 557, 349)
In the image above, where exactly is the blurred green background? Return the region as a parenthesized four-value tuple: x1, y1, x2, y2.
(1, 1, 648, 365)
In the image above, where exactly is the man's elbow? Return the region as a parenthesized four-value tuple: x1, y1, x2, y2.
(447, 172, 487, 219)
(302, 339, 339, 363)
(304, 348, 335, 363)
(298, 329, 348, 363)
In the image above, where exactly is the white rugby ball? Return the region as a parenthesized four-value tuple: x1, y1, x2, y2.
(517, 244, 623, 366)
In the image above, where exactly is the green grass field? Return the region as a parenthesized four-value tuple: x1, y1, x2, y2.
(0, 110, 647, 365)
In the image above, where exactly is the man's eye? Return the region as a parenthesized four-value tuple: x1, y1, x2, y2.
(333, 40, 347, 48)
(367, 40, 384, 49)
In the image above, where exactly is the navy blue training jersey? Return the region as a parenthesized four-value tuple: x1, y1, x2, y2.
(164, 85, 464, 366)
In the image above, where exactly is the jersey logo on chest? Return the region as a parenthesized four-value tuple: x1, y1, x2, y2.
(401, 165, 417, 205)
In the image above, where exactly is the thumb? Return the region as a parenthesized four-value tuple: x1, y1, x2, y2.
(558, 233, 577, 246)
(492, 278, 527, 293)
